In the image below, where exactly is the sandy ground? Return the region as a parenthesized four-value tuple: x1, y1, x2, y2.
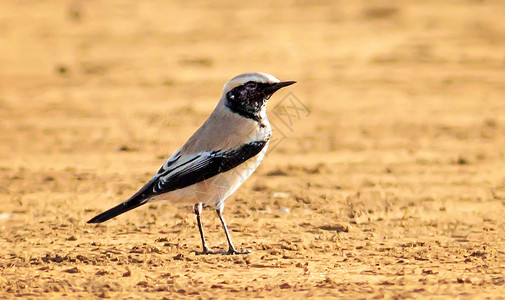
(1, 0, 505, 298)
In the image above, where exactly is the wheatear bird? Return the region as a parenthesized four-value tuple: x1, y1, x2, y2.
(88, 72, 295, 255)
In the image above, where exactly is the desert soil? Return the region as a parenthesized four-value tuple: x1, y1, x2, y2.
(1, 0, 505, 299)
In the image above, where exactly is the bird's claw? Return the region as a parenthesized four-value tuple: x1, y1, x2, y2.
(194, 247, 215, 255)
(193, 248, 251, 255)
(225, 248, 251, 255)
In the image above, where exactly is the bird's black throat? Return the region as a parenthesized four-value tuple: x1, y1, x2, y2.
(225, 100, 263, 122)
(225, 82, 274, 122)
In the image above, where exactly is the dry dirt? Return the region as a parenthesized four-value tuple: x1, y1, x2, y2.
(1, 0, 505, 299)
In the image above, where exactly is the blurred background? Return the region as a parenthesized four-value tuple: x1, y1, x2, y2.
(1, 0, 505, 298)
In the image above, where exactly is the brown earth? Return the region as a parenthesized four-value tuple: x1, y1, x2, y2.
(1, 0, 505, 299)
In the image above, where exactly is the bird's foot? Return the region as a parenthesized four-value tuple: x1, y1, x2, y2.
(225, 247, 251, 255)
(193, 247, 251, 255)
(194, 246, 216, 255)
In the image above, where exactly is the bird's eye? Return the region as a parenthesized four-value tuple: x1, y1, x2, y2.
(245, 82, 257, 89)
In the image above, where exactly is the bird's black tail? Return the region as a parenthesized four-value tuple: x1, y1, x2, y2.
(87, 194, 149, 223)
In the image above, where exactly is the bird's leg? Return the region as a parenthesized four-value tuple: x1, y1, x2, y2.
(193, 203, 214, 255)
(216, 208, 250, 255)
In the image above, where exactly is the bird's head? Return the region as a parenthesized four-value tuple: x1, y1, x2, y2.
(222, 72, 296, 120)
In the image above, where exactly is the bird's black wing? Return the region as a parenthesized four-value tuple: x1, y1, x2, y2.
(87, 140, 267, 223)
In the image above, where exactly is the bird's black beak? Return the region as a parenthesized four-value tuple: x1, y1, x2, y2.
(264, 81, 296, 95)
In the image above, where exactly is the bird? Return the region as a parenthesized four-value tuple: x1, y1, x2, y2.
(87, 72, 296, 255)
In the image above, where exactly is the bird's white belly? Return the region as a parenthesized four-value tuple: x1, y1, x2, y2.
(155, 143, 268, 209)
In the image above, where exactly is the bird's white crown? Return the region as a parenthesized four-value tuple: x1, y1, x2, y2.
(222, 72, 280, 94)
